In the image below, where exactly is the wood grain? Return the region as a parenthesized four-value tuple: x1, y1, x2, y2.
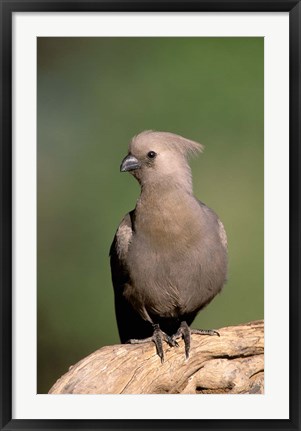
(49, 320, 264, 394)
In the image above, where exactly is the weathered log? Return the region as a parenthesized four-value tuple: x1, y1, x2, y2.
(49, 320, 264, 394)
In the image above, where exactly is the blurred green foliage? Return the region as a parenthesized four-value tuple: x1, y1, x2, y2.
(37, 37, 263, 393)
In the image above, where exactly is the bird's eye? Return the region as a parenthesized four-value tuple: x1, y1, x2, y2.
(147, 151, 157, 159)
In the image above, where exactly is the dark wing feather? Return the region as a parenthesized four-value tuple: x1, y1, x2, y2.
(110, 210, 153, 343)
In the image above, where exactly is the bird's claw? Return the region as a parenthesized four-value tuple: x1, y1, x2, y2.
(152, 324, 165, 362)
(164, 334, 179, 347)
(190, 328, 220, 337)
(126, 336, 153, 344)
(170, 321, 191, 359)
(171, 322, 221, 359)
(127, 324, 220, 362)
(152, 325, 183, 362)
(126, 325, 180, 362)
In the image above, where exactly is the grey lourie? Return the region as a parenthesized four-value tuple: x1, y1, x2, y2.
(110, 131, 228, 362)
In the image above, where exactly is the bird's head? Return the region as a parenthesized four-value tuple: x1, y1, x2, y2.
(120, 130, 203, 193)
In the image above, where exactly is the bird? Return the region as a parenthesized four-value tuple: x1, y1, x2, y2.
(110, 130, 228, 362)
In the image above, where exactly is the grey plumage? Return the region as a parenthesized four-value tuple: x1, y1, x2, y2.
(110, 131, 228, 360)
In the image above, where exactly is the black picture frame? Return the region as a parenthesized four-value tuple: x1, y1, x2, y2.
(1, 1, 300, 430)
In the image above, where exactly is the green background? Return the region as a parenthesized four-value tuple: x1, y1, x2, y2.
(37, 37, 264, 393)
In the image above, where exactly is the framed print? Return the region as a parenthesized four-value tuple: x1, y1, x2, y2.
(1, 1, 300, 430)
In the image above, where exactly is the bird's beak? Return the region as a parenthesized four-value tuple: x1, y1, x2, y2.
(120, 154, 140, 172)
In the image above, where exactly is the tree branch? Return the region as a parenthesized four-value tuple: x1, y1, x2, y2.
(49, 320, 264, 394)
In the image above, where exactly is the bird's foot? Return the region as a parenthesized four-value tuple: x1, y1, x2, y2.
(127, 323, 177, 363)
(171, 321, 220, 359)
(191, 328, 220, 337)
(171, 321, 191, 359)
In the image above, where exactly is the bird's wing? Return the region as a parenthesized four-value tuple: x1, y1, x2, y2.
(198, 200, 228, 250)
(109, 211, 134, 263)
(110, 211, 153, 342)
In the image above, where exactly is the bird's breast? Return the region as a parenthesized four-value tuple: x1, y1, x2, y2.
(134, 197, 202, 248)
(124, 194, 227, 320)
(126, 230, 226, 319)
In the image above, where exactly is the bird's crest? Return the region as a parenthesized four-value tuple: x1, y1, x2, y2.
(132, 130, 204, 158)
